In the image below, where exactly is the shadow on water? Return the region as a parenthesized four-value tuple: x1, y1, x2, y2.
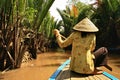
(0, 74, 4, 80)
(108, 48, 120, 69)
(41, 63, 61, 67)
(115, 64, 120, 68)
(45, 56, 69, 60)
(0, 78, 4, 80)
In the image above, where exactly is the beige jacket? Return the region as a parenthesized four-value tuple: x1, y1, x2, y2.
(56, 31, 96, 74)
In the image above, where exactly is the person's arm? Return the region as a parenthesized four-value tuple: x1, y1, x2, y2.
(53, 29, 74, 48)
(56, 33, 74, 48)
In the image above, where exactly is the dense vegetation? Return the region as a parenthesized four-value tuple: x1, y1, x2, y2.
(0, 0, 55, 71)
(0, 0, 120, 71)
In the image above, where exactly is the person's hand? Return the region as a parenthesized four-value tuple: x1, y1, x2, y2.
(53, 29, 60, 36)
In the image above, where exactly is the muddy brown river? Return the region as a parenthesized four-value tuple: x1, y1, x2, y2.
(0, 50, 120, 80)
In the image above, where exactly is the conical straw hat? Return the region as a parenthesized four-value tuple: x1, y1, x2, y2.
(73, 17, 99, 32)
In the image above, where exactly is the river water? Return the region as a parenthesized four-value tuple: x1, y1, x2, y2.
(0, 51, 70, 80)
(0, 50, 120, 80)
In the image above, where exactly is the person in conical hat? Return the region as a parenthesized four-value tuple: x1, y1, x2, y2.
(53, 17, 112, 75)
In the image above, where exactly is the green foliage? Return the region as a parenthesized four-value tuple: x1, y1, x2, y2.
(76, 2, 94, 22)
(32, 0, 55, 32)
(0, 0, 56, 69)
(92, 0, 120, 47)
(40, 12, 61, 39)
(57, 8, 73, 37)
(0, 0, 5, 8)
(18, 0, 26, 16)
(57, 2, 93, 37)
(23, 7, 37, 28)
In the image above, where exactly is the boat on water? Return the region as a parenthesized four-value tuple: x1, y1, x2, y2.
(49, 59, 119, 80)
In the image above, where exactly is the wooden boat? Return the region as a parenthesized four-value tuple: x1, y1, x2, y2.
(49, 59, 119, 80)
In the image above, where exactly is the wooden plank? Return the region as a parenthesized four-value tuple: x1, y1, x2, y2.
(71, 77, 86, 80)
(88, 75, 95, 80)
(95, 75, 111, 80)
(84, 77, 90, 80)
(92, 75, 100, 80)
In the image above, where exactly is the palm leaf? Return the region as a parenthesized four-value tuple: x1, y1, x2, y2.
(107, 0, 120, 12)
(57, 8, 73, 25)
(36, 0, 55, 32)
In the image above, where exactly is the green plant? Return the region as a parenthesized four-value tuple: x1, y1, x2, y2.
(92, 0, 120, 47)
